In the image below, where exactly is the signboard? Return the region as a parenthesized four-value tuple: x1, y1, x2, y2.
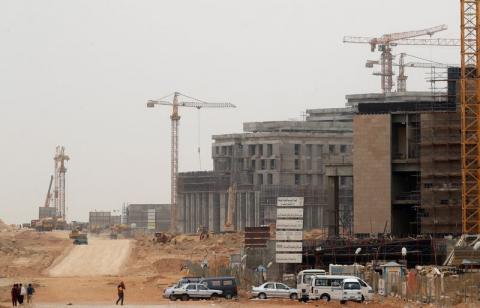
(277, 208, 304, 219)
(276, 253, 302, 263)
(276, 241, 303, 252)
(276, 230, 303, 241)
(147, 209, 156, 230)
(277, 197, 304, 207)
(276, 219, 303, 230)
(276, 197, 304, 264)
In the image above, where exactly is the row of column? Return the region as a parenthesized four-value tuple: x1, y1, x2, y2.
(180, 191, 261, 233)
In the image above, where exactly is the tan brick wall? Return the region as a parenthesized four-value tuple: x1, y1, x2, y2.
(353, 114, 391, 234)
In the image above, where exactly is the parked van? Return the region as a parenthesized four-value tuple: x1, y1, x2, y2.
(296, 269, 326, 301)
(309, 275, 372, 302)
(199, 276, 238, 299)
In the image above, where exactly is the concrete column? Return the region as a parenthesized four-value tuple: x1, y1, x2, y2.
(235, 193, 240, 231)
(202, 193, 210, 230)
(255, 191, 261, 226)
(248, 192, 256, 227)
(208, 192, 214, 232)
(195, 193, 201, 232)
(245, 192, 251, 227)
(219, 193, 226, 232)
(213, 193, 220, 233)
(327, 176, 340, 236)
(184, 194, 189, 233)
(191, 194, 196, 233)
(240, 192, 247, 231)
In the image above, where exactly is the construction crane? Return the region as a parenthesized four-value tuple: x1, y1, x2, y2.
(366, 53, 456, 92)
(44, 175, 54, 208)
(147, 92, 236, 233)
(53, 146, 69, 220)
(344, 25, 460, 93)
(460, 0, 480, 234)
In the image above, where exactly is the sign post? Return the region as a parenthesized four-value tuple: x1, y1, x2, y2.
(275, 197, 304, 264)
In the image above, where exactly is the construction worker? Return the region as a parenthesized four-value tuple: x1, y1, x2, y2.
(115, 281, 125, 305)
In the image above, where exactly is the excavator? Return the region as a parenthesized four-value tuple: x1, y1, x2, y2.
(224, 183, 237, 232)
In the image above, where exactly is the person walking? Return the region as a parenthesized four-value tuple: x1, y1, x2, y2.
(115, 281, 125, 305)
(19, 283, 26, 305)
(11, 284, 18, 306)
(26, 284, 35, 304)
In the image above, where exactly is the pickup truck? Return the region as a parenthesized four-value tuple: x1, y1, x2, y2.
(169, 283, 223, 301)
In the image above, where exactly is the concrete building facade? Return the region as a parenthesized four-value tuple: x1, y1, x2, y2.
(177, 108, 354, 235)
(351, 91, 461, 237)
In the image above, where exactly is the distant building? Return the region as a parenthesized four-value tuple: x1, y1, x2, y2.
(126, 204, 171, 232)
(89, 211, 113, 231)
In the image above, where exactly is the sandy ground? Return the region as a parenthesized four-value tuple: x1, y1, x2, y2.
(48, 237, 131, 277)
(0, 227, 464, 308)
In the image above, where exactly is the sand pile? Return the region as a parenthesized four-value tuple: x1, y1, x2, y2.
(0, 219, 12, 232)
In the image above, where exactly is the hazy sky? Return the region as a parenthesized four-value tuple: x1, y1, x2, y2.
(0, 0, 459, 224)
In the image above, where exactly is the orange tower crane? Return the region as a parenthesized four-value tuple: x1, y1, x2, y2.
(344, 25, 460, 93)
(147, 92, 235, 233)
(460, 0, 480, 234)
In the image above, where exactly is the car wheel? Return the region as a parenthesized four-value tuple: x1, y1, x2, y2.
(320, 294, 330, 302)
(258, 293, 267, 300)
(340, 300, 347, 304)
(225, 293, 233, 300)
(290, 293, 298, 300)
(181, 294, 189, 301)
(210, 293, 218, 300)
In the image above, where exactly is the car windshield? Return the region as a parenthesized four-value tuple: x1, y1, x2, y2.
(344, 282, 361, 290)
(303, 273, 314, 284)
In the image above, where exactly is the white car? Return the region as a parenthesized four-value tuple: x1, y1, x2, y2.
(252, 282, 298, 300)
(309, 276, 364, 303)
(169, 283, 223, 301)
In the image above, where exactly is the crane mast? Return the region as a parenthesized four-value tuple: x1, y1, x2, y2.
(461, 0, 480, 234)
(147, 92, 235, 233)
(170, 93, 180, 235)
(53, 146, 69, 220)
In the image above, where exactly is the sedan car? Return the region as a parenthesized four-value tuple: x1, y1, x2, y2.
(169, 283, 223, 301)
(252, 282, 298, 300)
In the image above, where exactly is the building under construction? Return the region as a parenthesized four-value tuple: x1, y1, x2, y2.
(352, 68, 461, 237)
(176, 67, 463, 238)
(177, 108, 354, 234)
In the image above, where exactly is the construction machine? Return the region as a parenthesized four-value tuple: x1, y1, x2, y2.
(35, 218, 54, 232)
(224, 183, 237, 232)
(153, 232, 175, 244)
(69, 226, 88, 244)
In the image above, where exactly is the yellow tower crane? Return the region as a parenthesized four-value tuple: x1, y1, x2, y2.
(461, 0, 480, 234)
(147, 92, 235, 233)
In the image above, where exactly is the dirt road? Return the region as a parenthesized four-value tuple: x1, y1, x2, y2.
(49, 237, 131, 277)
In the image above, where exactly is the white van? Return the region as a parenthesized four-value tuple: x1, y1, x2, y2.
(309, 275, 373, 302)
(296, 269, 326, 301)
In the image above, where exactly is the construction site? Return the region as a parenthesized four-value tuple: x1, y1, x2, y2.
(3, 1, 480, 307)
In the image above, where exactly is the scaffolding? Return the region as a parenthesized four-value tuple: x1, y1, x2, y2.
(417, 67, 462, 235)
